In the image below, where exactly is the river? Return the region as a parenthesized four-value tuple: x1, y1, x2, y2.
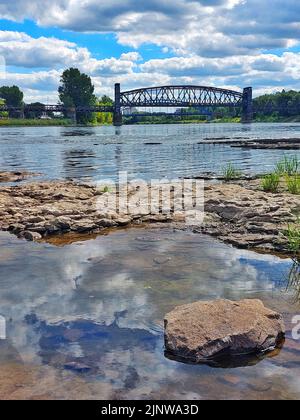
(1, 123, 300, 182)
(0, 123, 300, 400)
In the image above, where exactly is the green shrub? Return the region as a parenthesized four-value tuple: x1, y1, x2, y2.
(286, 174, 300, 194)
(284, 221, 300, 254)
(99, 185, 113, 193)
(261, 173, 280, 193)
(222, 163, 242, 181)
(275, 156, 299, 176)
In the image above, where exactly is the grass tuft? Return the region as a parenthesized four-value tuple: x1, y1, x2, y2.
(284, 221, 300, 254)
(275, 155, 299, 176)
(261, 173, 280, 193)
(286, 174, 300, 195)
(222, 163, 242, 181)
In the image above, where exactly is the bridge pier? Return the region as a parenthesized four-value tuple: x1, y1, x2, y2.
(242, 87, 253, 123)
(113, 83, 123, 126)
(67, 107, 77, 124)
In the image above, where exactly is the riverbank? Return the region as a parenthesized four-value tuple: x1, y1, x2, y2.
(0, 119, 73, 127)
(1, 117, 299, 127)
(0, 175, 299, 253)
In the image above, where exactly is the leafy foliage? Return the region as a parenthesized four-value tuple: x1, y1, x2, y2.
(0, 85, 24, 107)
(96, 95, 113, 125)
(58, 68, 97, 124)
(253, 90, 300, 120)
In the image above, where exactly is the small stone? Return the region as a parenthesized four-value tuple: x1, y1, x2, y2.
(153, 256, 171, 265)
(64, 361, 92, 373)
(116, 217, 131, 226)
(8, 224, 24, 234)
(97, 219, 117, 228)
(23, 231, 42, 241)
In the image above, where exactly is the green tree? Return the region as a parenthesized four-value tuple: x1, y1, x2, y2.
(99, 95, 114, 106)
(0, 86, 24, 118)
(0, 98, 8, 119)
(58, 68, 97, 124)
(0, 85, 24, 107)
(253, 90, 300, 120)
(96, 95, 114, 125)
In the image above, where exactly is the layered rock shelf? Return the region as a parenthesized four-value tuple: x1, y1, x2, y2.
(0, 177, 299, 252)
(195, 180, 300, 252)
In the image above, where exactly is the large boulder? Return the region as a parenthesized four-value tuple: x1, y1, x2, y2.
(164, 299, 285, 364)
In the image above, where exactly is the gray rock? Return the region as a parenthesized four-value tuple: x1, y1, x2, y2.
(164, 299, 285, 364)
(116, 217, 132, 226)
(22, 231, 42, 241)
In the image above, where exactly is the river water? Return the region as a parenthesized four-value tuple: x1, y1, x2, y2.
(1, 123, 300, 400)
(1, 123, 300, 182)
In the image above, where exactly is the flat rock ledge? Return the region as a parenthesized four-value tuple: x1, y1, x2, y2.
(204, 137, 300, 150)
(0, 179, 299, 251)
(164, 299, 285, 365)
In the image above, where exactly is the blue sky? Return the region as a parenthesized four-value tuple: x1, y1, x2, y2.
(0, 0, 299, 102)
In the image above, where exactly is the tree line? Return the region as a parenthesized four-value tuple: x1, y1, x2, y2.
(253, 90, 300, 120)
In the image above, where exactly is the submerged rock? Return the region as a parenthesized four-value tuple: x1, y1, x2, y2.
(21, 231, 42, 241)
(164, 299, 285, 364)
(0, 171, 36, 183)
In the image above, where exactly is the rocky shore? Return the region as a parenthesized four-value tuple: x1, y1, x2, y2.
(195, 180, 300, 252)
(0, 176, 299, 252)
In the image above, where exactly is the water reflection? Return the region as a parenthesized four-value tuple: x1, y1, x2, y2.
(63, 149, 99, 180)
(286, 259, 300, 303)
(0, 229, 300, 399)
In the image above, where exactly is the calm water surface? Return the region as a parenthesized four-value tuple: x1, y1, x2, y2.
(1, 123, 300, 181)
(0, 228, 300, 400)
(1, 124, 300, 400)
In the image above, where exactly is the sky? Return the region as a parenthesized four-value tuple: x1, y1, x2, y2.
(0, 0, 299, 103)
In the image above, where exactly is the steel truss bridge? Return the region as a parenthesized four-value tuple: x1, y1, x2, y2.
(115, 84, 252, 125)
(119, 86, 244, 108)
(0, 84, 253, 124)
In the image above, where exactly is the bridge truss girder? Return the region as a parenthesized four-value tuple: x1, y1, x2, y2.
(119, 85, 243, 108)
